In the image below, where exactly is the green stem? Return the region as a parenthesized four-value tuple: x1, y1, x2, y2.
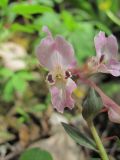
(106, 10, 120, 26)
(88, 121, 109, 160)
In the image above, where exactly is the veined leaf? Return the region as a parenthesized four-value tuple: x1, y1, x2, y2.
(62, 122, 97, 151)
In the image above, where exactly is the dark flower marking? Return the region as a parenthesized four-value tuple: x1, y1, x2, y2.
(99, 55, 104, 63)
(65, 71, 72, 79)
(47, 74, 54, 83)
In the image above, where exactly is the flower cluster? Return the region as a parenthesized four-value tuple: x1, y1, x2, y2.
(36, 26, 120, 123)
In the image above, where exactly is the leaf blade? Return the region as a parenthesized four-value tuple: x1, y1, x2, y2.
(19, 148, 53, 160)
(62, 122, 98, 151)
(11, 4, 53, 16)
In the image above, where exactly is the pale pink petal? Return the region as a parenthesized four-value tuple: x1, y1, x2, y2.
(106, 59, 120, 76)
(36, 27, 55, 70)
(97, 59, 120, 76)
(42, 26, 52, 37)
(36, 26, 76, 71)
(107, 35, 118, 59)
(94, 31, 106, 58)
(50, 78, 77, 113)
(108, 107, 120, 124)
(94, 31, 118, 60)
(65, 78, 77, 107)
(55, 36, 76, 69)
(93, 32, 120, 76)
(36, 32, 64, 70)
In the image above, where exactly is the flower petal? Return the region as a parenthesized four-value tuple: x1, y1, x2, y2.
(106, 59, 120, 76)
(94, 31, 106, 58)
(107, 35, 118, 59)
(55, 36, 76, 69)
(94, 31, 118, 60)
(50, 78, 77, 113)
(36, 27, 55, 70)
(101, 94, 120, 123)
(97, 59, 120, 76)
(108, 107, 120, 124)
(36, 26, 76, 71)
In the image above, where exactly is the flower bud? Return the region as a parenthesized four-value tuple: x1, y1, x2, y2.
(82, 88, 103, 121)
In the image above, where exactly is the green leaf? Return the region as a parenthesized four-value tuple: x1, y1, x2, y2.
(12, 75, 27, 93)
(34, 12, 60, 30)
(0, 0, 8, 8)
(0, 131, 15, 143)
(16, 107, 30, 123)
(115, 136, 120, 148)
(61, 11, 78, 30)
(11, 4, 53, 16)
(16, 71, 35, 80)
(0, 68, 13, 78)
(0, 28, 11, 41)
(30, 104, 48, 113)
(62, 122, 97, 151)
(35, 0, 54, 7)
(19, 148, 53, 160)
(11, 23, 36, 33)
(101, 82, 120, 97)
(94, 21, 111, 34)
(3, 80, 14, 101)
(68, 23, 95, 63)
(11, 71, 34, 93)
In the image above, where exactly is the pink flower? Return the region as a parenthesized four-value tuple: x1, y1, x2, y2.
(88, 31, 120, 76)
(90, 81, 120, 124)
(36, 26, 77, 113)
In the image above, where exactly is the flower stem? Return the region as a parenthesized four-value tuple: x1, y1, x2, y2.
(87, 121, 109, 160)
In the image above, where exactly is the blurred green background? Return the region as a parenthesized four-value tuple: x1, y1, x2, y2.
(0, 0, 120, 159)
